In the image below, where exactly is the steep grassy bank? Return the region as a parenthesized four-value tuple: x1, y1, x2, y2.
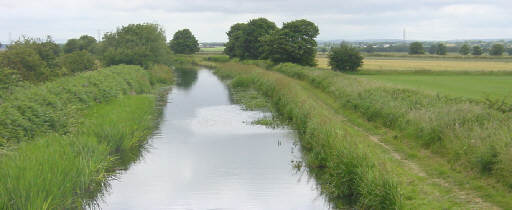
(203, 60, 498, 209)
(0, 65, 173, 209)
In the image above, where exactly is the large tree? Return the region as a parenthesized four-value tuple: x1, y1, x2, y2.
(224, 18, 277, 59)
(261, 19, 319, 66)
(100, 23, 170, 68)
(408, 42, 425, 55)
(169, 29, 199, 54)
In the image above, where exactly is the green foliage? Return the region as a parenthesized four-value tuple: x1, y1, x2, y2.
(63, 35, 97, 54)
(489, 44, 505, 56)
(0, 68, 24, 99)
(436, 43, 447, 55)
(169, 29, 199, 54)
(58, 50, 97, 73)
(261, 19, 319, 66)
(100, 23, 170, 68)
(205, 55, 230, 62)
(224, 18, 278, 59)
(0, 37, 64, 82)
(0, 95, 159, 209)
(0, 65, 173, 145)
(328, 43, 363, 72)
(408, 42, 425, 55)
(472, 45, 483, 56)
(459, 43, 471, 55)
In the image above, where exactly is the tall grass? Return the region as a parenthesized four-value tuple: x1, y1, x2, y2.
(0, 64, 173, 209)
(268, 62, 512, 188)
(213, 63, 402, 209)
(0, 64, 173, 146)
(0, 96, 159, 209)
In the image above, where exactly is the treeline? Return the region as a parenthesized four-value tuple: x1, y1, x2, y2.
(0, 23, 200, 90)
(224, 18, 319, 66)
(408, 42, 509, 56)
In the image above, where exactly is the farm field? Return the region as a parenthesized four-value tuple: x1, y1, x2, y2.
(359, 74, 512, 101)
(317, 56, 512, 72)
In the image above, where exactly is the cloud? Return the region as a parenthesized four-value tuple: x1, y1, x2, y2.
(0, 0, 511, 42)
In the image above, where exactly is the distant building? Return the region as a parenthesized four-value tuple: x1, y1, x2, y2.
(0, 44, 6, 51)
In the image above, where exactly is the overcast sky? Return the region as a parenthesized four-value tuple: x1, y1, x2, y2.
(1, 0, 511, 43)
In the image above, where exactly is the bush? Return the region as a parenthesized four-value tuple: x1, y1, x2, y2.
(328, 43, 363, 72)
(100, 23, 170, 68)
(0, 37, 63, 82)
(59, 50, 97, 73)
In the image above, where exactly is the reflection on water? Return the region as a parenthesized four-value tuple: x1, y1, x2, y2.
(97, 68, 329, 210)
(175, 67, 198, 90)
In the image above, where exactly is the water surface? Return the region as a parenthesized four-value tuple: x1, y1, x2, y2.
(97, 68, 328, 209)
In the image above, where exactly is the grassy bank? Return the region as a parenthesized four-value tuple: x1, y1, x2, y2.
(202, 60, 506, 209)
(0, 65, 173, 209)
(257, 62, 512, 198)
(0, 64, 171, 146)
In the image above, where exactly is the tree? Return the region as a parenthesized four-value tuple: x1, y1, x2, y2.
(428, 44, 438, 55)
(224, 18, 277, 59)
(59, 50, 97, 73)
(436, 43, 447, 55)
(409, 42, 425, 55)
(489, 44, 505, 56)
(472, 45, 483, 56)
(0, 37, 62, 82)
(459, 43, 471, 55)
(328, 43, 363, 72)
(63, 39, 80, 54)
(100, 23, 170, 68)
(63, 35, 97, 54)
(224, 23, 248, 58)
(506, 48, 512, 56)
(261, 19, 319, 66)
(169, 29, 199, 54)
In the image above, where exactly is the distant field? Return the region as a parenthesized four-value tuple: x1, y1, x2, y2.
(200, 47, 225, 52)
(360, 74, 512, 101)
(317, 56, 512, 72)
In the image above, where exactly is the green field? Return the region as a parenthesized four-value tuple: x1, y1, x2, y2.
(360, 74, 512, 101)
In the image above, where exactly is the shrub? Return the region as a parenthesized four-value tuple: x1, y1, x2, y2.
(328, 43, 363, 72)
(100, 23, 170, 68)
(59, 50, 97, 73)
